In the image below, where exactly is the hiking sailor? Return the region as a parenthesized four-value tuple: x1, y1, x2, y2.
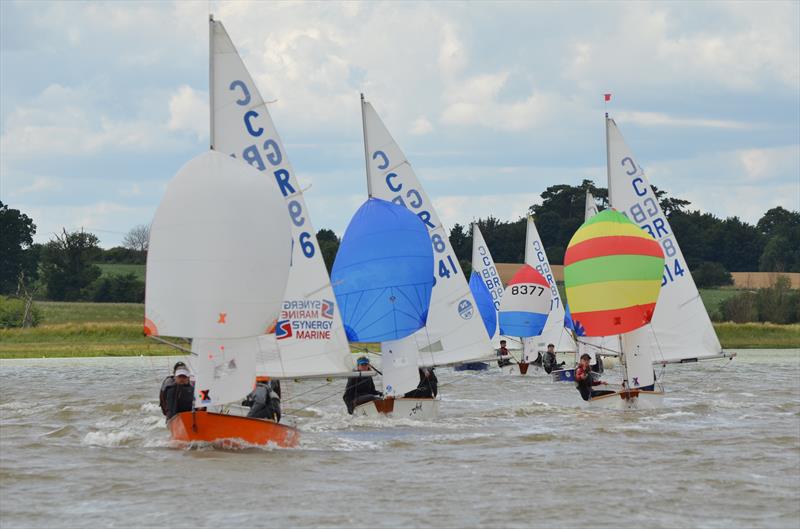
(242, 376, 282, 422)
(343, 356, 381, 414)
(575, 353, 612, 401)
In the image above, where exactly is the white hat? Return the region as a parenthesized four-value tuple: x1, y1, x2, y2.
(175, 367, 191, 378)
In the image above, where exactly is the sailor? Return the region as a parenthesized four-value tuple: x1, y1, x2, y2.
(575, 353, 611, 401)
(164, 366, 194, 419)
(243, 376, 282, 422)
(342, 356, 381, 414)
(497, 340, 513, 368)
(404, 368, 438, 399)
(159, 361, 187, 416)
(543, 343, 565, 374)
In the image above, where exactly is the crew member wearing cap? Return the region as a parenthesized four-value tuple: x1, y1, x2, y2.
(159, 361, 188, 416)
(342, 356, 381, 414)
(164, 367, 194, 420)
(242, 376, 282, 422)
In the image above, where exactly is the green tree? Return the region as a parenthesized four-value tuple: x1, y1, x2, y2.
(316, 228, 339, 274)
(757, 207, 800, 272)
(40, 229, 103, 301)
(0, 202, 38, 294)
(692, 261, 733, 288)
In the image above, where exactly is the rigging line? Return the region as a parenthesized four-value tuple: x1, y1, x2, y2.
(280, 379, 335, 404)
(283, 385, 348, 415)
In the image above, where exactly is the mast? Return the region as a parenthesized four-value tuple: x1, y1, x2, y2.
(361, 93, 372, 197)
(209, 14, 215, 150)
(605, 112, 611, 207)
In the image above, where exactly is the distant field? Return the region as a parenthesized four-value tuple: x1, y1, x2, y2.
(1, 294, 796, 359)
(38, 301, 144, 324)
(699, 288, 747, 319)
(95, 263, 146, 280)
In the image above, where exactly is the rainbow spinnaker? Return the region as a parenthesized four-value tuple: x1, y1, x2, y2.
(564, 209, 664, 337)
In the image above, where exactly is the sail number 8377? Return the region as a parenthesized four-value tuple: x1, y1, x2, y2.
(510, 285, 545, 296)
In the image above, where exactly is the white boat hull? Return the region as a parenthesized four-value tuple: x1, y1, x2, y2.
(353, 397, 439, 420)
(585, 389, 664, 410)
(500, 362, 542, 376)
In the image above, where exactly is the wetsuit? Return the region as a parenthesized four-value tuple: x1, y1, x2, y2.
(543, 352, 565, 374)
(497, 347, 512, 368)
(575, 365, 611, 401)
(343, 374, 381, 414)
(164, 382, 194, 419)
(243, 381, 281, 422)
(404, 369, 438, 398)
(159, 375, 175, 416)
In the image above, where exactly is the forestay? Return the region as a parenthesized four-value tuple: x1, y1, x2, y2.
(606, 117, 723, 363)
(210, 18, 352, 377)
(145, 151, 291, 340)
(361, 98, 493, 366)
(522, 216, 576, 354)
(471, 223, 503, 343)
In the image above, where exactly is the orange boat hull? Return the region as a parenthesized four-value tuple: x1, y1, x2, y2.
(167, 411, 300, 448)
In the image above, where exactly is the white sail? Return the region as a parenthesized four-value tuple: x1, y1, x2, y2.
(577, 191, 618, 363)
(621, 334, 656, 389)
(145, 150, 291, 340)
(210, 18, 353, 377)
(585, 190, 599, 219)
(471, 223, 503, 346)
(606, 117, 723, 363)
(361, 98, 493, 366)
(381, 336, 421, 397)
(191, 336, 259, 406)
(522, 216, 576, 355)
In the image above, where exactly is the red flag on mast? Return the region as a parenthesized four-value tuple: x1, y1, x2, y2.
(604, 93, 612, 102)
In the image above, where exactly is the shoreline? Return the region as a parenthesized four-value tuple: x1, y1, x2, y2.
(0, 322, 797, 359)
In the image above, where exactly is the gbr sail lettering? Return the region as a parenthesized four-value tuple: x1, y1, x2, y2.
(530, 240, 560, 310)
(227, 79, 315, 259)
(373, 150, 459, 281)
(476, 245, 503, 310)
(618, 156, 685, 286)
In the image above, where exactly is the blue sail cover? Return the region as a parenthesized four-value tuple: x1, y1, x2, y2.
(469, 272, 497, 339)
(331, 198, 434, 342)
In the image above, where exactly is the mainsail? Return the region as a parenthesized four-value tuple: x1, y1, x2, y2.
(209, 17, 352, 377)
(361, 96, 493, 366)
(606, 117, 724, 363)
(522, 216, 576, 354)
(470, 223, 503, 344)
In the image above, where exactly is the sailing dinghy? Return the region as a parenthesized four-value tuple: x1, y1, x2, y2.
(331, 198, 436, 419)
(564, 209, 666, 409)
(352, 94, 495, 417)
(146, 151, 300, 446)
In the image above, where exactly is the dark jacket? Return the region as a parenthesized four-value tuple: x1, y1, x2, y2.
(159, 376, 175, 416)
(404, 369, 438, 398)
(575, 365, 602, 401)
(343, 375, 381, 414)
(164, 382, 194, 419)
(243, 381, 281, 422)
(497, 347, 512, 368)
(543, 351, 564, 374)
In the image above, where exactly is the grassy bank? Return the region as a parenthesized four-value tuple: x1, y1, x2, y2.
(1, 300, 796, 359)
(713, 322, 800, 349)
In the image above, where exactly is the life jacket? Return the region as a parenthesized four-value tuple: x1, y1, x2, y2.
(575, 366, 593, 401)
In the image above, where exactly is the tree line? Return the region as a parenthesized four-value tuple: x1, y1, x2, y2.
(2, 184, 798, 311)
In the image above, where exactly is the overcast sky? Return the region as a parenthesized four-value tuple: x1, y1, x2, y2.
(1, 0, 798, 247)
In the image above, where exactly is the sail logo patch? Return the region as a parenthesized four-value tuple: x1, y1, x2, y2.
(457, 299, 474, 320)
(199, 389, 211, 405)
(276, 320, 293, 340)
(321, 300, 334, 319)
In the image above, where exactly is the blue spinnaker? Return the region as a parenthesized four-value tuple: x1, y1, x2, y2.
(331, 198, 434, 343)
(469, 272, 497, 339)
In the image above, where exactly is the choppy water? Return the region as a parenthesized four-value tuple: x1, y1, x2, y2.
(1, 350, 799, 529)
